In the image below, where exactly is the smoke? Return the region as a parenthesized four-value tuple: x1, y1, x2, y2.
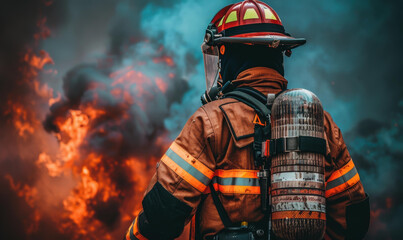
(345, 111, 403, 239)
(39, 0, 190, 238)
(1, 0, 402, 239)
(1, 0, 189, 239)
(0, 1, 68, 239)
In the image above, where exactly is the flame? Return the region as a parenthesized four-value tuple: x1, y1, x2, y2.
(5, 175, 38, 208)
(34, 63, 167, 238)
(6, 102, 36, 137)
(156, 77, 168, 93)
(37, 152, 64, 177)
(34, 17, 51, 40)
(58, 110, 91, 163)
(3, 48, 54, 137)
(48, 91, 62, 106)
(153, 55, 175, 67)
(3, 3, 182, 239)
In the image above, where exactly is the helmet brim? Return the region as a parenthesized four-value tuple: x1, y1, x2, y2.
(215, 34, 306, 50)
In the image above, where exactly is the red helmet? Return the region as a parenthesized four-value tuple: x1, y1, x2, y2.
(204, 0, 306, 49)
(202, 0, 305, 93)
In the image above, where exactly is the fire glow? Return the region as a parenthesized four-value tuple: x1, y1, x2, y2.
(2, 5, 188, 239)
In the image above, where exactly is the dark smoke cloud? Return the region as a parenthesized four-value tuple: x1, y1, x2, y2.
(44, 62, 188, 158)
(1, 0, 188, 239)
(345, 112, 403, 239)
(0, 1, 68, 239)
(42, 61, 187, 231)
(40, 0, 189, 236)
(276, 0, 403, 128)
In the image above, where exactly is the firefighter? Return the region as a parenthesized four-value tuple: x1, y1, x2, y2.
(125, 1, 370, 239)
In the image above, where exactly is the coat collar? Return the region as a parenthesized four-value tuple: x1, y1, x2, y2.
(232, 67, 288, 95)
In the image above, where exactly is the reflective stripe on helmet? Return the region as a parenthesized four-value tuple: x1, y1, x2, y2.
(244, 8, 259, 20)
(325, 159, 360, 198)
(161, 142, 214, 192)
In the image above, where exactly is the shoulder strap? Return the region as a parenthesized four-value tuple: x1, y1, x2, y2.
(209, 183, 233, 228)
(235, 87, 267, 104)
(224, 90, 271, 121)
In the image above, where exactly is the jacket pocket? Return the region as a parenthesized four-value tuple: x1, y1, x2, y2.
(346, 193, 370, 240)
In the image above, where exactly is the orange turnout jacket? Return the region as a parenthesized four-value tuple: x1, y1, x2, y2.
(125, 67, 369, 240)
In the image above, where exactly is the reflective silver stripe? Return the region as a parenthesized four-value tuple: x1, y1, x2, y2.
(272, 172, 324, 183)
(272, 165, 324, 174)
(326, 166, 358, 190)
(165, 148, 211, 186)
(272, 202, 326, 213)
(271, 181, 324, 190)
(272, 195, 325, 204)
(272, 158, 324, 168)
(211, 176, 260, 187)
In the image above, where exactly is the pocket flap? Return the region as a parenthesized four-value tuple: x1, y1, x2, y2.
(219, 101, 255, 148)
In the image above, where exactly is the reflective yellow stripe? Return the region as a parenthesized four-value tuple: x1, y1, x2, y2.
(218, 16, 224, 27)
(244, 8, 259, 20)
(263, 7, 277, 20)
(226, 11, 238, 23)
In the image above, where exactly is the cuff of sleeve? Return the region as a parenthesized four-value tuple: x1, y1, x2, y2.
(126, 215, 148, 240)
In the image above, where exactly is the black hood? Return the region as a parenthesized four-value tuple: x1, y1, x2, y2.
(219, 43, 284, 84)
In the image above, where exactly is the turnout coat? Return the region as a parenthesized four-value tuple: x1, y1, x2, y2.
(126, 67, 368, 240)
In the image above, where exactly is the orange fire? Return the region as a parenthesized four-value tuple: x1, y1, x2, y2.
(6, 102, 37, 137)
(153, 55, 175, 67)
(4, 2, 184, 239)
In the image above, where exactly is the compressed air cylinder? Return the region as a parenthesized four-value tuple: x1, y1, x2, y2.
(270, 89, 326, 240)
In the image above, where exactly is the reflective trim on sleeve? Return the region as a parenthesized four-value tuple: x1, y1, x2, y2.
(204, 169, 261, 194)
(126, 216, 148, 240)
(325, 159, 360, 198)
(161, 142, 214, 192)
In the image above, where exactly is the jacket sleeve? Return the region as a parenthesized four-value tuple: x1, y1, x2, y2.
(125, 107, 216, 240)
(323, 112, 370, 240)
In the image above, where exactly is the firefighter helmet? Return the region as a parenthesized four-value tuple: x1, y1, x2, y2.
(202, 0, 305, 92)
(205, 0, 305, 48)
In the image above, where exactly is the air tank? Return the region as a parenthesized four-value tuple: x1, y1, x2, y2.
(270, 89, 326, 240)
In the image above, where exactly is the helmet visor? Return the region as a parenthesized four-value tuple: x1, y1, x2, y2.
(201, 43, 219, 92)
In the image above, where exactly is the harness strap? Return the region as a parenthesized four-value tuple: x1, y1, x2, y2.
(267, 136, 327, 156)
(209, 183, 233, 228)
(235, 87, 267, 104)
(224, 90, 271, 121)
